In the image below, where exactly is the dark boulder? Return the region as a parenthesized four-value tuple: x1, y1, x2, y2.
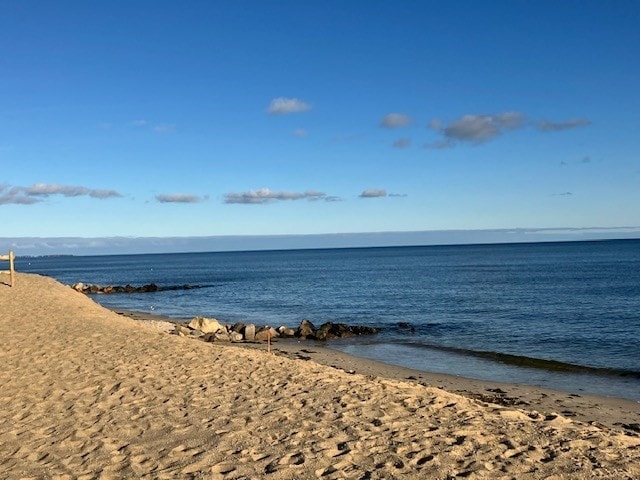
(315, 322, 349, 340)
(231, 322, 246, 333)
(140, 283, 159, 293)
(349, 325, 379, 335)
(307, 322, 379, 340)
(296, 319, 317, 339)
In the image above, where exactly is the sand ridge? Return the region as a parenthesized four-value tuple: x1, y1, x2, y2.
(1, 273, 639, 479)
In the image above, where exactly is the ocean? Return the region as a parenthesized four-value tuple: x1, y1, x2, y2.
(18, 240, 640, 401)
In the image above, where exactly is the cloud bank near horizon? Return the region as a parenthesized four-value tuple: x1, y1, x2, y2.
(3, 227, 638, 256)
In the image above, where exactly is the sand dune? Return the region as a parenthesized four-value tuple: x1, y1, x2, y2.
(1, 273, 639, 479)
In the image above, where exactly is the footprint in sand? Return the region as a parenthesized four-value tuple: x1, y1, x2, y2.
(324, 441, 351, 458)
(279, 451, 306, 465)
(210, 461, 236, 474)
(415, 454, 435, 466)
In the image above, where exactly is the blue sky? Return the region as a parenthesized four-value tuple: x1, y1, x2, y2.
(1, 1, 639, 253)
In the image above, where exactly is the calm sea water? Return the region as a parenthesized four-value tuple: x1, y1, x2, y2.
(18, 240, 640, 401)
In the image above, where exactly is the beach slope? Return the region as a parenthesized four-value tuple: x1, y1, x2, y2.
(1, 273, 638, 479)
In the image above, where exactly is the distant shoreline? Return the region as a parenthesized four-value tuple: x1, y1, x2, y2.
(6, 228, 640, 257)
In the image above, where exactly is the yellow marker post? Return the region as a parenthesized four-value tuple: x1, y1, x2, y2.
(1, 250, 15, 287)
(267, 327, 271, 353)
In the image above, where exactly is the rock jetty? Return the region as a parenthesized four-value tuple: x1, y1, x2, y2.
(71, 282, 199, 294)
(174, 317, 379, 343)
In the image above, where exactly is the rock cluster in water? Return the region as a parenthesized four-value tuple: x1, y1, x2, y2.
(71, 282, 198, 294)
(174, 317, 379, 342)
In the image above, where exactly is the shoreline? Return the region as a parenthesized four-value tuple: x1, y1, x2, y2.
(113, 308, 640, 434)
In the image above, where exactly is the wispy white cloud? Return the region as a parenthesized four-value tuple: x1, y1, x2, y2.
(359, 189, 406, 198)
(267, 97, 311, 115)
(537, 118, 591, 132)
(89, 189, 123, 199)
(427, 112, 590, 148)
(131, 119, 148, 127)
(393, 138, 411, 149)
(380, 113, 413, 128)
(0, 184, 41, 205)
(224, 188, 336, 204)
(0, 194, 40, 205)
(359, 189, 387, 198)
(156, 193, 204, 203)
(293, 128, 309, 137)
(430, 112, 526, 144)
(22, 183, 122, 198)
(0, 183, 122, 206)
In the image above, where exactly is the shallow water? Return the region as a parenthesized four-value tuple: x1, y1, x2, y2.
(19, 239, 640, 400)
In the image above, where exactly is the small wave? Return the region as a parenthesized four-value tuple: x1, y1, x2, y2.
(392, 341, 640, 378)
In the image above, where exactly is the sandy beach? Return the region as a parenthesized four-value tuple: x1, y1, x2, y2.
(1, 273, 639, 479)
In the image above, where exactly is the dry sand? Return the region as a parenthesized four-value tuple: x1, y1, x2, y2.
(1, 273, 639, 479)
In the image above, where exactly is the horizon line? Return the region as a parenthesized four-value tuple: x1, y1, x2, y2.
(2, 226, 640, 256)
